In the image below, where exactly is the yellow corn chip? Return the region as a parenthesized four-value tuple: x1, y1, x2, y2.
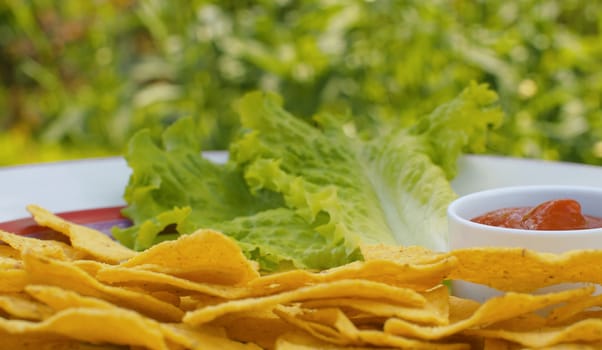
(448, 296, 481, 323)
(160, 323, 262, 350)
(274, 331, 403, 350)
(180, 294, 227, 311)
(384, 286, 594, 340)
(486, 312, 548, 332)
(22, 251, 183, 322)
(448, 247, 602, 292)
(274, 306, 356, 345)
(0, 293, 54, 320)
(531, 344, 602, 350)
(300, 284, 450, 326)
(184, 279, 426, 326)
(27, 204, 136, 264)
(0, 332, 125, 350)
(246, 256, 457, 298)
(356, 329, 470, 350)
(0, 269, 29, 293)
(0, 307, 168, 350)
(300, 298, 443, 327)
(547, 293, 602, 326)
(482, 338, 515, 350)
(208, 309, 297, 349)
(274, 306, 470, 350)
(0, 244, 20, 259)
(25, 285, 115, 311)
(464, 318, 602, 348)
(72, 259, 109, 276)
(0, 230, 81, 260)
(0, 256, 22, 269)
(120, 229, 260, 285)
(5, 204, 602, 349)
(96, 264, 249, 299)
(361, 244, 450, 265)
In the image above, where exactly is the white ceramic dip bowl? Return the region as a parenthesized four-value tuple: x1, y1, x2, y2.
(447, 185, 602, 302)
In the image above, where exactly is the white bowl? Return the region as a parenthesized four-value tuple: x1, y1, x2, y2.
(447, 185, 602, 302)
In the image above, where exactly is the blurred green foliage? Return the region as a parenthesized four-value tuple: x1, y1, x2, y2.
(1, 0, 601, 165)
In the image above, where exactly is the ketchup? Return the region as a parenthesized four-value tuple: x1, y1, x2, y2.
(471, 199, 602, 230)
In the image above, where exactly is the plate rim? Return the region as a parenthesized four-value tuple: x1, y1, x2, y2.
(0, 206, 127, 236)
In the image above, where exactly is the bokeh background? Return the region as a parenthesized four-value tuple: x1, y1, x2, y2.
(1, 0, 601, 166)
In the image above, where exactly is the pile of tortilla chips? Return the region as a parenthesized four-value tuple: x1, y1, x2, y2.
(2, 205, 602, 349)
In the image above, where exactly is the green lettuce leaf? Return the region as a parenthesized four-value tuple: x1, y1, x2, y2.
(114, 82, 502, 271)
(230, 81, 502, 251)
(113, 117, 362, 270)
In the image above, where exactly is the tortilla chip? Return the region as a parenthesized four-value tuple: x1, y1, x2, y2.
(0, 331, 125, 350)
(7, 204, 602, 349)
(547, 293, 602, 326)
(27, 204, 136, 264)
(72, 259, 109, 276)
(180, 294, 228, 312)
(300, 298, 443, 327)
(486, 312, 548, 332)
(211, 309, 298, 349)
(160, 323, 262, 350)
(384, 286, 594, 340)
(361, 244, 450, 265)
(25, 285, 115, 311)
(299, 285, 449, 326)
(0, 268, 29, 293)
(0, 307, 168, 350)
(247, 256, 457, 298)
(356, 329, 470, 350)
(274, 306, 470, 350)
(22, 251, 183, 322)
(134, 250, 454, 300)
(120, 229, 260, 285)
(447, 296, 481, 323)
(95, 265, 248, 299)
(482, 338, 515, 350)
(184, 280, 427, 326)
(448, 247, 602, 292)
(0, 293, 54, 320)
(0, 230, 82, 260)
(532, 344, 602, 350)
(274, 331, 400, 350)
(0, 244, 20, 259)
(464, 318, 602, 348)
(274, 306, 357, 345)
(0, 256, 22, 269)
(549, 310, 602, 329)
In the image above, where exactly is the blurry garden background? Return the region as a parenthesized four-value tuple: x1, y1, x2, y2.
(1, 0, 601, 166)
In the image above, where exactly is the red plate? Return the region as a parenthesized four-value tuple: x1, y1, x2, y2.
(0, 206, 131, 239)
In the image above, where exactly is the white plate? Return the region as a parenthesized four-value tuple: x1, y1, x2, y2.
(0, 153, 600, 222)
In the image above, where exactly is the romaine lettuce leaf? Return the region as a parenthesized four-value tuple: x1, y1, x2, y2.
(114, 82, 502, 271)
(113, 117, 362, 270)
(230, 81, 502, 251)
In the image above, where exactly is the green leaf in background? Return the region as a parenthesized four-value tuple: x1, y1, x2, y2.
(409, 81, 504, 178)
(1, 1, 601, 166)
(115, 84, 501, 271)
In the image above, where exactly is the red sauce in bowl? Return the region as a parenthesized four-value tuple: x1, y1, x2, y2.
(471, 199, 602, 230)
